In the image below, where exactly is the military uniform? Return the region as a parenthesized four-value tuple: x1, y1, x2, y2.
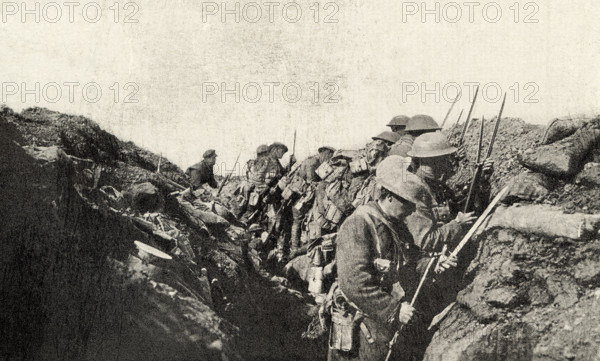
(330, 197, 430, 359)
(405, 177, 463, 253)
(186, 160, 218, 189)
(289, 154, 323, 256)
(388, 134, 415, 157)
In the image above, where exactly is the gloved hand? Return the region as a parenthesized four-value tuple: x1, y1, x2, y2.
(456, 145, 467, 159)
(455, 211, 477, 228)
(289, 154, 297, 166)
(434, 246, 458, 275)
(482, 158, 494, 176)
(398, 302, 415, 325)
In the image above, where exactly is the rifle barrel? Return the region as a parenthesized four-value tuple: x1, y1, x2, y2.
(460, 85, 479, 145)
(217, 151, 241, 196)
(485, 93, 507, 159)
(441, 92, 461, 128)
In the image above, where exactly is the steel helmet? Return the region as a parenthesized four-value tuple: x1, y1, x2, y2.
(387, 115, 410, 127)
(269, 142, 288, 153)
(372, 131, 401, 145)
(407, 132, 457, 158)
(256, 144, 269, 155)
(376, 155, 429, 205)
(318, 146, 336, 153)
(405, 114, 441, 132)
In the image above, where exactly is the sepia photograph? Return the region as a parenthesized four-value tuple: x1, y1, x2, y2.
(1, 1, 600, 360)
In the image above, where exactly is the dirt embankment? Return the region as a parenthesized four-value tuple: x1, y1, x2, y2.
(3, 106, 600, 361)
(0, 106, 324, 361)
(425, 115, 600, 361)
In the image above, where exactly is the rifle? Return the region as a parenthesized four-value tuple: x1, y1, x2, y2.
(385, 186, 509, 361)
(385, 256, 437, 361)
(217, 151, 241, 197)
(459, 85, 479, 145)
(291, 129, 297, 167)
(463, 93, 506, 213)
(449, 109, 464, 136)
(463, 115, 486, 213)
(440, 92, 461, 128)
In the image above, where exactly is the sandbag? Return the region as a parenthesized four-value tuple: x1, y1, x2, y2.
(541, 117, 589, 144)
(502, 171, 554, 203)
(519, 126, 600, 177)
(482, 204, 600, 240)
(576, 162, 600, 187)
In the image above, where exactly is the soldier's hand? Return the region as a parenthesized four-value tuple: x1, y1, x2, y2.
(455, 211, 477, 227)
(482, 158, 494, 174)
(289, 154, 297, 165)
(456, 145, 467, 159)
(398, 302, 415, 325)
(435, 252, 458, 275)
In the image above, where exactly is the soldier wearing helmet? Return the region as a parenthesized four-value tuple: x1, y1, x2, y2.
(316, 131, 396, 234)
(386, 115, 410, 135)
(287, 146, 336, 259)
(327, 156, 456, 361)
(404, 132, 477, 253)
(389, 114, 441, 157)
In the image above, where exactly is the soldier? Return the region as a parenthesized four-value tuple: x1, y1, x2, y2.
(389, 115, 441, 157)
(245, 144, 269, 180)
(239, 142, 291, 225)
(185, 149, 218, 190)
(288, 146, 335, 259)
(329, 156, 456, 361)
(405, 132, 489, 252)
(386, 115, 410, 135)
(235, 145, 271, 218)
(403, 131, 493, 360)
(310, 131, 398, 242)
(248, 142, 296, 262)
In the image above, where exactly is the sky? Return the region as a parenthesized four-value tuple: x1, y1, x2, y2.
(1, 0, 599, 175)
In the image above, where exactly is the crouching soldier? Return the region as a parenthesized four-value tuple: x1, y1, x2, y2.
(326, 156, 456, 361)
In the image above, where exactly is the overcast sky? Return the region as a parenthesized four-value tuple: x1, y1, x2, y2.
(1, 0, 599, 173)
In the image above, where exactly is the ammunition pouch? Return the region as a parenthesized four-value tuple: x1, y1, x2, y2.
(321, 233, 336, 260)
(277, 176, 291, 191)
(282, 176, 306, 200)
(294, 187, 314, 212)
(324, 199, 343, 225)
(316, 161, 334, 180)
(308, 266, 325, 294)
(329, 307, 356, 352)
(281, 187, 294, 200)
(248, 191, 260, 206)
(327, 283, 374, 352)
(349, 157, 369, 175)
